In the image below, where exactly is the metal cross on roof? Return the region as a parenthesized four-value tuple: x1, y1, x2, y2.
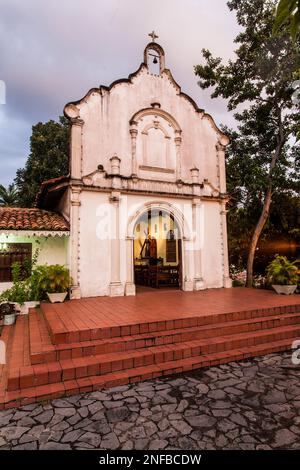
(148, 30, 158, 42)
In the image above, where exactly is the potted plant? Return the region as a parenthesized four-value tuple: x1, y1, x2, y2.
(266, 255, 299, 295)
(0, 262, 40, 315)
(0, 263, 29, 315)
(0, 302, 17, 325)
(0, 302, 18, 325)
(34, 265, 71, 303)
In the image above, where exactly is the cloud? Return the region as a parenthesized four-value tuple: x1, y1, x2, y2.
(0, 108, 30, 184)
(0, 0, 240, 186)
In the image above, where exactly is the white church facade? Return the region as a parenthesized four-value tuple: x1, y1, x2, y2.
(0, 36, 232, 298)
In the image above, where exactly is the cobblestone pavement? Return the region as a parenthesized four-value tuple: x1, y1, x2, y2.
(0, 351, 299, 450)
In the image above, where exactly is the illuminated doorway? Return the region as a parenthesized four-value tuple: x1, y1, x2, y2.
(133, 209, 182, 289)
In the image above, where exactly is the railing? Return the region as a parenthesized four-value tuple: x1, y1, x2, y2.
(134, 264, 180, 288)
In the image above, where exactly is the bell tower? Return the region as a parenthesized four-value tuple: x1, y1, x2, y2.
(144, 31, 165, 75)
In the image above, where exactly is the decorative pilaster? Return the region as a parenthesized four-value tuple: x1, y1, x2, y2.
(182, 238, 193, 291)
(125, 236, 136, 296)
(130, 122, 138, 177)
(70, 187, 81, 299)
(110, 154, 122, 189)
(110, 154, 121, 174)
(192, 199, 205, 290)
(109, 192, 124, 297)
(70, 118, 84, 180)
(220, 201, 232, 288)
(175, 131, 182, 181)
(216, 142, 227, 194)
(190, 167, 199, 184)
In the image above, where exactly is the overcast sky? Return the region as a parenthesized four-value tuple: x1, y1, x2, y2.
(0, 0, 241, 186)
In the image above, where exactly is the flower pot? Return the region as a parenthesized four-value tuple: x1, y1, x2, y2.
(19, 301, 40, 315)
(18, 304, 27, 315)
(10, 302, 21, 314)
(47, 292, 67, 303)
(272, 285, 297, 295)
(3, 313, 16, 325)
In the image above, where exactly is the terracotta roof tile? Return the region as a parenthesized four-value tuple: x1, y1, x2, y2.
(0, 208, 69, 231)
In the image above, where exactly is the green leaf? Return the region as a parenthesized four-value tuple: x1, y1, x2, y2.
(290, 9, 300, 39)
(274, 0, 298, 30)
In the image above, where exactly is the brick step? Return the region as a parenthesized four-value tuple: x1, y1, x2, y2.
(8, 322, 300, 391)
(41, 301, 300, 345)
(0, 324, 15, 405)
(3, 338, 294, 409)
(30, 308, 300, 364)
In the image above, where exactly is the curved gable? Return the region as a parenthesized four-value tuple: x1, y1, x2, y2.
(64, 41, 229, 188)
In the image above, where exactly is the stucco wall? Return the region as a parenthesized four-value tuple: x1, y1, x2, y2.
(78, 191, 111, 297)
(65, 43, 230, 298)
(78, 70, 220, 187)
(201, 202, 224, 288)
(77, 190, 224, 298)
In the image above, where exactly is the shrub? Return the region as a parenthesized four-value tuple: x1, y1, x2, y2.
(266, 255, 300, 286)
(0, 281, 30, 304)
(230, 265, 246, 287)
(31, 265, 71, 299)
(0, 262, 31, 304)
(0, 264, 71, 303)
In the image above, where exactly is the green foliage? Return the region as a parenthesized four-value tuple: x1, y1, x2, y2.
(0, 282, 29, 305)
(273, 0, 300, 40)
(0, 245, 65, 304)
(23, 243, 41, 279)
(266, 255, 300, 284)
(228, 206, 300, 275)
(226, 133, 300, 272)
(232, 279, 244, 287)
(14, 116, 70, 207)
(0, 184, 19, 207)
(194, 0, 300, 284)
(0, 263, 31, 304)
(31, 265, 71, 297)
(195, 1, 299, 112)
(0, 264, 71, 303)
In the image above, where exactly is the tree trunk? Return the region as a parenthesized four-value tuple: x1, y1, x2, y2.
(246, 187, 272, 287)
(246, 114, 285, 287)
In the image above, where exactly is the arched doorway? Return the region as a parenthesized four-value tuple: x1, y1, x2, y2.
(133, 209, 182, 289)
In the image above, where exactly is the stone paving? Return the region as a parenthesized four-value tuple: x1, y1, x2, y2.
(0, 351, 299, 450)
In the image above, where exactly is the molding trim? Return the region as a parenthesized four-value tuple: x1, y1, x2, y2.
(130, 107, 181, 133)
(139, 165, 175, 174)
(0, 230, 69, 237)
(63, 43, 229, 142)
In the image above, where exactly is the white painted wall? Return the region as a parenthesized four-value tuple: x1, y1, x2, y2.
(77, 190, 225, 298)
(201, 202, 224, 288)
(65, 43, 230, 298)
(76, 68, 223, 188)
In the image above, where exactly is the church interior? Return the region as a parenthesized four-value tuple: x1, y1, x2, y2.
(133, 209, 182, 289)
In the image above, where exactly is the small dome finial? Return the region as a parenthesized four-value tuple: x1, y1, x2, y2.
(148, 30, 158, 42)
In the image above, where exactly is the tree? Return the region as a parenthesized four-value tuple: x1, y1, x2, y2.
(224, 123, 299, 272)
(0, 184, 19, 207)
(273, 0, 300, 40)
(14, 116, 69, 207)
(195, 0, 300, 286)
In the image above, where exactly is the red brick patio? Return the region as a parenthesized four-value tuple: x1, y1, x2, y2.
(1, 287, 300, 409)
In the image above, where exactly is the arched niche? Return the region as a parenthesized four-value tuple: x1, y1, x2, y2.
(129, 107, 182, 180)
(127, 200, 191, 240)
